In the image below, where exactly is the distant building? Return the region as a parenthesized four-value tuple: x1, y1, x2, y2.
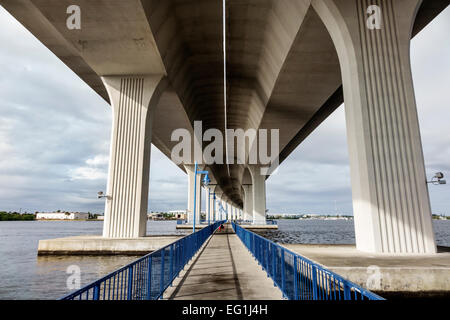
(168, 210, 187, 220)
(96, 215, 104, 221)
(148, 213, 164, 220)
(36, 212, 90, 220)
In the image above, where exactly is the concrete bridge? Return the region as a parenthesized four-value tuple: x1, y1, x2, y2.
(3, 0, 449, 254)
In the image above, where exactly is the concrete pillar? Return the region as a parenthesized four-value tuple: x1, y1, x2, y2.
(248, 166, 267, 225)
(218, 198, 223, 220)
(102, 75, 167, 238)
(214, 193, 222, 221)
(243, 185, 253, 221)
(221, 199, 227, 221)
(209, 189, 216, 223)
(184, 164, 203, 225)
(205, 186, 215, 224)
(313, 0, 436, 253)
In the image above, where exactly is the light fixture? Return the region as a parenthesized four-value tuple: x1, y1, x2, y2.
(427, 172, 446, 185)
(202, 174, 211, 186)
(97, 191, 111, 199)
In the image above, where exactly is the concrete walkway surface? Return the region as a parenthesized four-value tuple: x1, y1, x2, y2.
(164, 226, 283, 300)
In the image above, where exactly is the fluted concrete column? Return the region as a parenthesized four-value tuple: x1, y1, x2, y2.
(219, 199, 223, 220)
(225, 202, 229, 220)
(313, 0, 436, 253)
(215, 192, 222, 221)
(248, 166, 267, 225)
(243, 185, 253, 221)
(184, 164, 204, 225)
(222, 200, 227, 220)
(209, 188, 216, 223)
(205, 186, 213, 223)
(102, 75, 167, 238)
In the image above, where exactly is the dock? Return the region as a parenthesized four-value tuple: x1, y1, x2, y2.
(164, 224, 283, 300)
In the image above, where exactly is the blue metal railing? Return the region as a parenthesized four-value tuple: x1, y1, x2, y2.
(232, 223, 384, 301)
(61, 221, 226, 300)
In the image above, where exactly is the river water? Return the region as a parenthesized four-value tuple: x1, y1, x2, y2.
(0, 219, 448, 300)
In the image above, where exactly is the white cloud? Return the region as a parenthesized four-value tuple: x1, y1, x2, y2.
(85, 155, 109, 167)
(69, 166, 107, 181)
(69, 155, 109, 180)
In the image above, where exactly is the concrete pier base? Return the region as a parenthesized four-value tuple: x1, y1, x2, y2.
(283, 244, 450, 293)
(38, 235, 184, 256)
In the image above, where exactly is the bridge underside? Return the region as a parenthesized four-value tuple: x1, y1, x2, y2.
(2, 0, 449, 253)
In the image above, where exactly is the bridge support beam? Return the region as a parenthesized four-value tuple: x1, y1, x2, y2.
(243, 185, 254, 222)
(248, 166, 267, 225)
(313, 0, 436, 253)
(184, 164, 204, 225)
(102, 75, 166, 238)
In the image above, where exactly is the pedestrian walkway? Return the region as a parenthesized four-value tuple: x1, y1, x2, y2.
(164, 224, 283, 300)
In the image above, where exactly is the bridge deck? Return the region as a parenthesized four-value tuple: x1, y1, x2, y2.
(164, 225, 283, 300)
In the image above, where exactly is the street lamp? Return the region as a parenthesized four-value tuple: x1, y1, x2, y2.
(193, 162, 210, 233)
(427, 172, 446, 185)
(97, 191, 111, 200)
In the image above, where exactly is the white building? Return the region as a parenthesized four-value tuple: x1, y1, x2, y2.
(36, 212, 90, 220)
(168, 210, 187, 220)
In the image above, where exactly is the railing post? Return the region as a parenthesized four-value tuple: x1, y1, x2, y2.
(160, 249, 165, 298)
(293, 256, 298, 300)
(272, 244, 276, 279)
(281, 249, 286, 295)
(146, 257, 152, 300)
(127, 266, 133, 300)
(93, 283, 100, 300)
(169, 245, 174, 285)
(343, 282, 351, 300)
(312, 265, 318, 300)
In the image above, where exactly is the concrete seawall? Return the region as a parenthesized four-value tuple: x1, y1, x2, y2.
(38, 235, 184, 255)
(283, 244, 450, 293)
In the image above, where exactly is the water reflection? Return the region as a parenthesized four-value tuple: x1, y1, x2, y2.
(34, 255, 140, 299)
(0, 220, 188, 300)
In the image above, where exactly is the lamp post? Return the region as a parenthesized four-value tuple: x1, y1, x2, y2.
(193, 162, 210, 233)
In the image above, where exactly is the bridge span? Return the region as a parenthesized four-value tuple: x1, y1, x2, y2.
(2, 0, 449, 256)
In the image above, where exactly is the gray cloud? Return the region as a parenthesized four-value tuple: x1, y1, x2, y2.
(0, 6, 448, 216)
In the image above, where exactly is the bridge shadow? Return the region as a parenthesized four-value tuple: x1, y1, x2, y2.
(437, 246, 450, 253)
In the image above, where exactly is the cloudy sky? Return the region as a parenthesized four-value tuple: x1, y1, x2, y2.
(0, 5, 448, 215)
